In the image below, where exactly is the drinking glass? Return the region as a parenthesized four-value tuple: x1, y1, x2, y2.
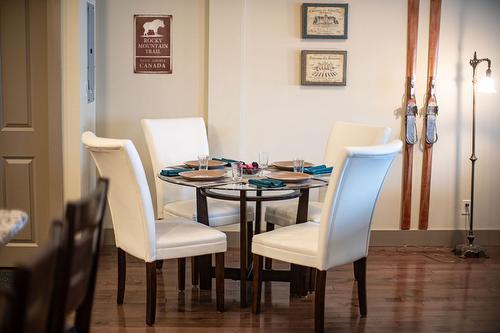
(231, 162, 243, 181)
(198, 154, 209, 170)
(293, 158, 305, 173)
(258, 151, 269, 176)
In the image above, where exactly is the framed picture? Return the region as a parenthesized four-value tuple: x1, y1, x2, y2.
(301, 50, 347, 86)
(302, 3, 348, 39)
(134, 14, 172, 74)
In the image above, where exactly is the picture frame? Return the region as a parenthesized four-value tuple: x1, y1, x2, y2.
(302, 3, 348, 39)
(301, 50, 347, 86)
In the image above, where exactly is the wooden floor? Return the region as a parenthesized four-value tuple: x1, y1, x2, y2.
(91, 246, 500, 333)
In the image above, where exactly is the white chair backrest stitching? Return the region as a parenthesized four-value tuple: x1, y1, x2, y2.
(142, 118, 209, 218)
(323, 122, 392, 167)
(82, 131, 157, 262)
(317, 140, 402, 270)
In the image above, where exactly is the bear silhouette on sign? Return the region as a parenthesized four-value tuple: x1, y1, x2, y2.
(142, 19, 165, 37)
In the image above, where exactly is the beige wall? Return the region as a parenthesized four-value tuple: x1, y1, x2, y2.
(208, 0, 500, 231)
(95, 0, 500, 231)
(95, 0, 208, 216)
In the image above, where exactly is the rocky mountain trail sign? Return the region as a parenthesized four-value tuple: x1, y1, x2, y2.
(134, 15, 172, 74)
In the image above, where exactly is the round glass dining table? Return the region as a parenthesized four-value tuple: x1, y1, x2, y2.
(159, 168, 329, 307)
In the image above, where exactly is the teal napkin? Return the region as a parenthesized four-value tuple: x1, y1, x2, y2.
(248, 179, 285, 188)
(304, 165, 333, 175)
(212, 157, 240, 166)
(160, 168, 191, 177)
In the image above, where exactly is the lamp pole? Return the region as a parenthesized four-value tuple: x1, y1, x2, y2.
(454, 51, 491, 258)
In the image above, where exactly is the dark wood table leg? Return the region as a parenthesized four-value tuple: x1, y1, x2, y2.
(290, 188, 310, 297)
(239, 190, 248, 307)
(196, 188, 212, 291)
(254, 190, 262, 235)
(247, 190, 261, 277)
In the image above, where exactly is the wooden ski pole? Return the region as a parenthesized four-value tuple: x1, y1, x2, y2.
(401, 0, 420, 230)
(419, 0, 441, 230)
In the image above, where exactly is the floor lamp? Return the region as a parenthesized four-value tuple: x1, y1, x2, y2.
(454, 52, 496, 258)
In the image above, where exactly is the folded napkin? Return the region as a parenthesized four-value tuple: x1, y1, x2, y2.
(212, 157, 240, 166)
(248, 178, 285, 188)
(304, 165, 333, 175)
(160, 168, 191, 177)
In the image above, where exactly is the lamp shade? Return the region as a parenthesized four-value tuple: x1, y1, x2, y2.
(478, 76, 496, 93)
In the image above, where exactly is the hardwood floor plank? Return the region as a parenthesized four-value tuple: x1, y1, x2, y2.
(91, 246, 500, 332)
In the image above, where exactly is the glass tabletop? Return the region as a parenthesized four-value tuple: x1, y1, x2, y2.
(158, 168, 330, 191)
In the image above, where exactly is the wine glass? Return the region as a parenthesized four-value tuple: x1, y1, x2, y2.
(259, 151, 269, 176)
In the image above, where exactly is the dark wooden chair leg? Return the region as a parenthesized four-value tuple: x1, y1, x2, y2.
(178, 258, 186, 291)
(191, 256, 199, 285)
(264, 223, 274, 269)
(314, 270, 327, 333)
(354, 257, 367, 317)
(117, 248, 126, 305)
(252, 254, 263, 314)
(215, 252, 225, 312)
(353, 261, 359, 281)
(146, 262, 157, 326)
(309, 268, 317, 292)
(156, 260, 163, 270)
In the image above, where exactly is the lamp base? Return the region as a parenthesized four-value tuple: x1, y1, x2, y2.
(453, 243, 489, 258)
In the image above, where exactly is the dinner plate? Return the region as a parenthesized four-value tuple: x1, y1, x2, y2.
(266, 171, 312, 183)
(179, 170, 226, 181)
(184, 160, 226, 169)
(272, 161, 314, 171)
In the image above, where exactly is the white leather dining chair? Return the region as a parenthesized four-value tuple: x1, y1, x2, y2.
(141, 117, 253, 226)
(252, 140, 402, 333)
(264, 122, 391, 227)
(81, 131, 226, 326)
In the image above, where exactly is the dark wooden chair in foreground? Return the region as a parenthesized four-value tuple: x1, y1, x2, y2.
(48, 178, 109, 333)
(0, 223, 62, 333)
(252, 141, 402, 333)
(82, 131, 227, 326)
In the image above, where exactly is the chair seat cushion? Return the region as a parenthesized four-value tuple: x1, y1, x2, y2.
(163, 199, 254, 227)
(265, 201, 323, 227)
(252, 222, 319, 268)
(155, 217, 226, 260)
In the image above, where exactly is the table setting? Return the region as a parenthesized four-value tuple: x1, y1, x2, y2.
(158, 153, 333, 190)
(156, 153, 333, 306)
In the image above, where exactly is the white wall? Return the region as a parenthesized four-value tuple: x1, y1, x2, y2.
(96, 0, 208, 215)
(209, 0, 500, 230)
(96, 0, 500, 231)
(62, 0, 96, 201)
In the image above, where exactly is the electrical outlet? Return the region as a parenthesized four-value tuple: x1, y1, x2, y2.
(462, 200, 471, 215)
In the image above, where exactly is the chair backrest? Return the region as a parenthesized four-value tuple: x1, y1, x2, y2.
(141, 117, 209, 218)
(0, 223, 62, 333)
(317, 140, 402, 270)
(49, 178, 108, 333)
(82, 131, 157, 262)
(323, 122, 392, 167)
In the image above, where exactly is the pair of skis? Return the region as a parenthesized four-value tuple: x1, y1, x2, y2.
(401, 0, 441, 230)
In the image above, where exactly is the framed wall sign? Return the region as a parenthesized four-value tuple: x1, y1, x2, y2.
(301, 50, 347, 86)
(302, 3, 348, 39)
(134, 14, 172, 74)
